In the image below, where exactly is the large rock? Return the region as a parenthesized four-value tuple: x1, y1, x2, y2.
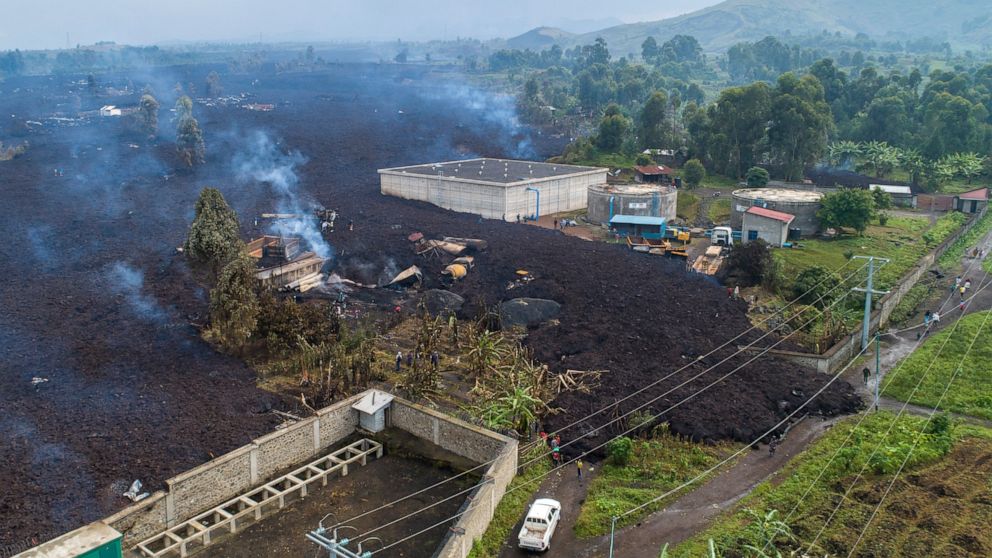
(500, 298, 561, 329)
(421, 289, 464, 316)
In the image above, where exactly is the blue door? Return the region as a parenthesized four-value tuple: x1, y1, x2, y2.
(747, 230, 759, 241)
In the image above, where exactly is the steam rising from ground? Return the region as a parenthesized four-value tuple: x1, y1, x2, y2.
(232, 131, 333, 261)
(106, 262, 166, 322)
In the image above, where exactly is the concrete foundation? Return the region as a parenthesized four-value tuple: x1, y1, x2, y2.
(586, 183, 677, 225)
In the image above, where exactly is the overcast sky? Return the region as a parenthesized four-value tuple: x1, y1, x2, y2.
(0, 0, 721, 50)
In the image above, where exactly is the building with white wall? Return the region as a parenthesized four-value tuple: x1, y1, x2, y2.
(378, 158, 607, 221)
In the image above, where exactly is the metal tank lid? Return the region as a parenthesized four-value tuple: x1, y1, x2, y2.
(591, 183, 676, 195)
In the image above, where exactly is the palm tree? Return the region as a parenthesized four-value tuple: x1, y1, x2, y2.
(899, 148, 926, 186)
(826, 140, 862, 167)
(467, 329, 506, 377)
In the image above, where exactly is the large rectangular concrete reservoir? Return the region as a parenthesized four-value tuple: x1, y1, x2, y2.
(379, 158, 608, 221)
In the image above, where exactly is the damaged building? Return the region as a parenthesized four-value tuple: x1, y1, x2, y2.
(249, 236, 325, 290)
(378, 158, 607, 221)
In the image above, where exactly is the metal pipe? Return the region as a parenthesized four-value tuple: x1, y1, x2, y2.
(526, 187, 540, 221)
(609, 195, 615, 220)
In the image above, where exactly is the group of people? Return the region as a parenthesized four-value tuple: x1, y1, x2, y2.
(394, 350, 441, 372)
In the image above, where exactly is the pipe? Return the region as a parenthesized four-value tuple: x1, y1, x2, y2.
(525, 187, 540, 221)
(609, 195, 615, 220)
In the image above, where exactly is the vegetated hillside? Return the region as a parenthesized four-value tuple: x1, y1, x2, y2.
(562, 0, 992, 54)
(506, 27, 576, 50)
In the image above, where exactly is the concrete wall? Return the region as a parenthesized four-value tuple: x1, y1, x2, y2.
(104, 393, 363, 548)
(742, 214, 789, 247)
(747, 208, 986, 373)
(586, 188, 678, 225)
(380, 170, 607, 221)
(389, 400, 518, 558)
(731, 195, 821, 235)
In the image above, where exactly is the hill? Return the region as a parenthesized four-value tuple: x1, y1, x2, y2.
(506, 27, 576, 50)
(563, 0, 992, 55)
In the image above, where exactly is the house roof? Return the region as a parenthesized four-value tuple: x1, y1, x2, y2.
(871, 184, 912, 195)
(352, 389, 394, 415)
(745, 206, 796, 224)
(609, 215, 667, 226)
(958, 187, 989, 201)
(634, 165, 671, 175)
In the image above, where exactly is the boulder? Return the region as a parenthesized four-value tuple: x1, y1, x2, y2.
(421, 289, 464, 316)
(500, 298, 561, 329)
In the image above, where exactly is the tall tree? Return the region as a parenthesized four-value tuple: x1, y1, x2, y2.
(767, 73, 833, 181)
(641, 36, 660, 62)
(637, 91, 669, 149)
(707, 82, 772, 177)
(209, 250, 259, 350)
(817, 188, 876, 234)
(682, 159, 706, 188)
(185, 187, 241, 269)
(174, 96, 205, 167)
(205, 71, 223, 97)
(137, 93, 159, 137)
(595, 104, 629, 151)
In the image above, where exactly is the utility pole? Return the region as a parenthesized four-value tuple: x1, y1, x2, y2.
(852, 256, 889, 412)
(306, 523, 375, 558)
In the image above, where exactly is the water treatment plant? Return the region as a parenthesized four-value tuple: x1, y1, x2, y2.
(730, 188, 824, 236)
(586, 183, 678, 225)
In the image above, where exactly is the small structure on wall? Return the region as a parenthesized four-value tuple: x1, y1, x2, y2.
(955, 187, 988, 214)
(742, 206, 795, 247)
(352, 389, 394, 433)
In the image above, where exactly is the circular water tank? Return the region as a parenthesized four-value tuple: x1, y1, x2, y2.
(731, 188, 824, 236)
(587, 183, 678, 225)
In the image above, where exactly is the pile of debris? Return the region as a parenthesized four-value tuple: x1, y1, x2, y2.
(249, 235, 326, 292)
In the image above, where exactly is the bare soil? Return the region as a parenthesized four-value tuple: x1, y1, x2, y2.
(0, 62, 857, 547)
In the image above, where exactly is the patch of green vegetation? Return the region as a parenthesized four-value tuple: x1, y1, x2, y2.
(469, 445, 552, 558)
(938, 210, 992, 269)
(707, 198, 732, 224)
(573, 425, 739, 538)
(673, 412, 971, 558)
(883, 310, 992, 420)
(775, 216, 930, 289)
(887, 279, 937, 326)
(677, 191, 700, 221)
(923, 211, 968, 245)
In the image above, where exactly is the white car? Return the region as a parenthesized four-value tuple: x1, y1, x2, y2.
(517, 498, 562, 552)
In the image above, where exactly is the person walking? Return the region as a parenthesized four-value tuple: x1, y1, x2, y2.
(955, 276, 962, 289)
(924, 310, 932, 328)
(862, 367, 871, 385)
(430, 350, 440, 371)
(576, 459, 583, 478)
(933, 311, 941, 324)
(406, 352, 413, 368)
(395, 351, 403, 372)
(965, 278, 972, 290)
(733, 286, 740, 300)
(553, 219, 558, 230)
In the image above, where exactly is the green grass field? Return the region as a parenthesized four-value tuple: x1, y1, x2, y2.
(707, 198, 732, 224)
(673, 413, 992, 558)
(883, 310, 992, 420)
(776, 216, 931, 288)
(677, 191, 701, 221)
(573, 427, 739, 538)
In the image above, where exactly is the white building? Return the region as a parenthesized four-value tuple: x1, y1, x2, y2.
(378, 158, 607, 221)
(742, 206, 796, 247)
(870, 184, 914, 207)
(99, 105, 122, 117)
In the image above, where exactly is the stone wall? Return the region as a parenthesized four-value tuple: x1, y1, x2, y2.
(749, 208, 986, 373)
(390, 399, 518, 558)
(104, 392, 364, 548)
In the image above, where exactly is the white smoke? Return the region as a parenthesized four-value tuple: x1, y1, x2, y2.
(232, 131, 334, 261)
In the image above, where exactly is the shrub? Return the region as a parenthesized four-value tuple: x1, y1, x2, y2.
(745, 166, 770, 188)
(607, 436, 634, 466)
(683, 158, 706, 189)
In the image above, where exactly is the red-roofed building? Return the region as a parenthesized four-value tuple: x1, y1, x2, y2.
(743, 206, 796, 247)
(955, 187, 988, 214)
(634, 165, 672, 184)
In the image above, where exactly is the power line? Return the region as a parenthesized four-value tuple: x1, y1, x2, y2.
(803, 270, 992, 555)
(757, 231, 992, 556)
(845, 307, 992, 557)
(325, 259, 866, 532)
(360, 276, 867, 554)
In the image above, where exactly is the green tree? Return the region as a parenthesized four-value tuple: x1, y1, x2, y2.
(205, 70, 223, 97)
(817, 188, 877, 234)
(745, 166, 770, 188)
(595, 104, 629, 151)
(641, 36, 660, 62)
(175, 95, 205, 167)
(682, 158, 706, 188)
(766, 73, 833, 181)
(137, 93, 159, 137)
(174, 95, 193, 120)
(792, 266, 840, 307)
(185, 187, 241, 269)
(706, 82, 772, 177)
(637, 91, 669, 149)
(871, 187, 893, 210)
(607, 436, 634, 466)
(209, 250, 260, 350)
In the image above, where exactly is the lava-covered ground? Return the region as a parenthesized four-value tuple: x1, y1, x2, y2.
(0, 62, 858, 547)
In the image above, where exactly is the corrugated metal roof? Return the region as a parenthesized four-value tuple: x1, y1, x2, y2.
(634, 165, 671, 175)
(609, 214, 667, 226)
(871, 184, 912, 195)
(745, 206, 795, 224)
(959, 187, 989, 200)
